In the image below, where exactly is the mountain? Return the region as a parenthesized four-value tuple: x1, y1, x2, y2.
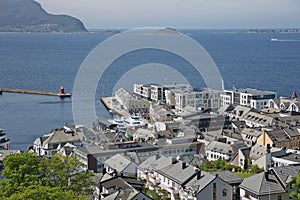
(0, 0, 87, 32)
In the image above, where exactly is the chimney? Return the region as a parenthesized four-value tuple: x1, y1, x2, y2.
(155, 153, 160, 160)
(265, 144, 272, 172)
(172, 157, 177, 164)
(182, 162, 187, 169)
(197, 170, 201, 180)
(264, 171, 269, 180)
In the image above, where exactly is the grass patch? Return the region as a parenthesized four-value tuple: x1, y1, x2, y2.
(234, 172, 256, 178)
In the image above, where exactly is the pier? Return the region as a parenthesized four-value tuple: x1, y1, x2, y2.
(0, 87, 71, 98)
(101, 96, 130, 117)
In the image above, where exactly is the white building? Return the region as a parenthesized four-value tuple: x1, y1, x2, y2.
(174, 88, 222, 112)
(104, 153, 137, 176)
(221, 88, 277, 111)
(133, 83, 152, 100)
(33, 126, 83, 157)
(138, 155, 239, 200)
(240, 165, 300, 200)
(206, 141, 234, 161)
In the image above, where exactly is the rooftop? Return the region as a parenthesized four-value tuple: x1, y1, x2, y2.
(227, 88, 277, 96)
(210, 171, 243, 185)
(240, 171, 285, 196)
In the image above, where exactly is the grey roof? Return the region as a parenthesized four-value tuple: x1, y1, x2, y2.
(231, 105, 254, 118)
(266, 126, 300, 142)
(185, 171, 216, 194)
(157, 160, 198, 185)
(217, 104, 235, 114)
(243, 112, 274, 126)
(102, 189, 140, 200)
(105, 154, 133, 173)
(179, 154, 205, 166)
(249, 144, 267, 160)
(231, 88, 277, 96)
(241, 128, 262, 138)
(272, 165, 300, 187)
(138, 155, 173, 171)
(274, 153, 300, 163)
(240, 172, 286, 196)
(101, 177, 143, 191)
(210, 171, 243, 185)
(41, 129, 83, 148)
(206, 141, 233, 154)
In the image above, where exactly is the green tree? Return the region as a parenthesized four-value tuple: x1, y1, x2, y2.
(0, 152, 93, 199)
(7, 185, 88, 200)
(290, 170, 300, 199)
(198, 159, 241, 172)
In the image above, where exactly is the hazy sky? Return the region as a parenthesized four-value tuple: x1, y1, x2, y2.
(36, 0, 300, 29)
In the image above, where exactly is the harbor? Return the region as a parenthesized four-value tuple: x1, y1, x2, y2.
(0, 86, 71, 98)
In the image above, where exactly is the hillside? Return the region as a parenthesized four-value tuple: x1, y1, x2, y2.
(0, 0, 87, 32)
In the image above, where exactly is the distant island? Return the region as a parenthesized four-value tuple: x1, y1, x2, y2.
(242, 29, 300, 34)
(0, 0, 87, 33)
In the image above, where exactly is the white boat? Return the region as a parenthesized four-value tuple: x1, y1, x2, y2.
(270, 38, 279, 42)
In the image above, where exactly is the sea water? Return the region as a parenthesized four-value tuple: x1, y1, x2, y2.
(0, 30, 299, 150)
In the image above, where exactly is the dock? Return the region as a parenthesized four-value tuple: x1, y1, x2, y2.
(101, 96, 130, 117)
(0, 88, 71, 98)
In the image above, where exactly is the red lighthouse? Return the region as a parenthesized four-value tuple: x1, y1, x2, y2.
(60, 86, 65, 94)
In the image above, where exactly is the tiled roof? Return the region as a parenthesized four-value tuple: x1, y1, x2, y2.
(272, 165, 300, 187)
(206, 141, 233, 154)
(138, 155, 173, 171)
(42, 129, 82, 148)
(185, 171, 216, 194)
(243, 112, 274, 126)
(210, 171, 243, 185)
(240, 172, 286, 196)
(105, 154, 133, 173)
(157, 160, 197, 185)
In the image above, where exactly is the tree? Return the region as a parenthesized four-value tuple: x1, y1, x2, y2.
(290, 170, 300, 199)
(198, 159, 241, 172)
(0, 152, 93, 199)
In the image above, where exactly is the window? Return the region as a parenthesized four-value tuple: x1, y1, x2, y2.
(223, 189, 227, 197)
(278, 195, 282, 200)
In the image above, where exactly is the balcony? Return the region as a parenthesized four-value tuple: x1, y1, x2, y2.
(149, 176, 160, 185)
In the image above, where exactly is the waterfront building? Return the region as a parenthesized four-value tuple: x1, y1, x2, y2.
(267, 95, 300, 113)
(173, 88, 222, 112)
(133, 83, 191, 103)
(33, 125, 84, 157)
(133, 83, 152, 100)
(115, 88, 150, 115)
(221, 88, 277, 111)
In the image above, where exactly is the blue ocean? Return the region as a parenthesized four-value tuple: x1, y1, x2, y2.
(0, 30, 299, 150)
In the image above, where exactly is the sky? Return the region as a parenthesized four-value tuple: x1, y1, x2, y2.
(36, 0, 300, 29)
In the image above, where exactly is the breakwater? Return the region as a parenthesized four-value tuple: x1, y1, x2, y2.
(0, 88, 71, 98)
